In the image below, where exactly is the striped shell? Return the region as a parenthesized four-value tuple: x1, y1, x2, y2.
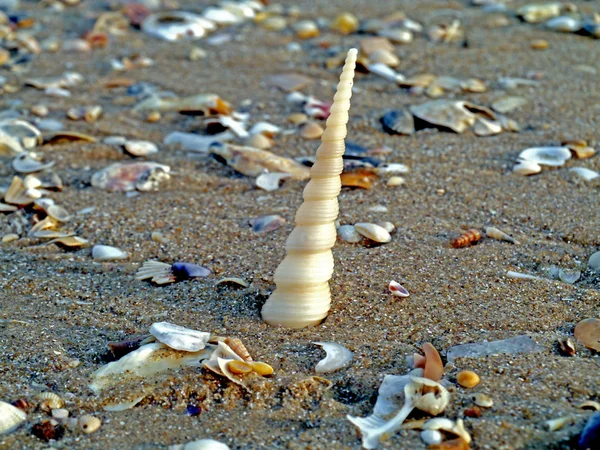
(0, 401, 27, 435)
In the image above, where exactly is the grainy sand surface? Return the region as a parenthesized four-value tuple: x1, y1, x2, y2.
(1, 0, 599, 449)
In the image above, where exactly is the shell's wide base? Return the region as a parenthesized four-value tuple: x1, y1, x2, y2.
(261, 316, 326, 329)
(261, 286, 331, 328)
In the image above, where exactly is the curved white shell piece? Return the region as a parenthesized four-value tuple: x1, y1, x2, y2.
(92, 244, 128, 261)
(0, 401, 27, 435)
(313, 342, 353, 373)
(169, 439, 231, 450)
(149, 322, 210, 352)
(261, 48, 357, 328)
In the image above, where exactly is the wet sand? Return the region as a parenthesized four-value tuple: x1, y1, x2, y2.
(1, 0, 600, 449)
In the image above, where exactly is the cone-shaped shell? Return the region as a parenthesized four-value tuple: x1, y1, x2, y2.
(261, 49, 357, 328)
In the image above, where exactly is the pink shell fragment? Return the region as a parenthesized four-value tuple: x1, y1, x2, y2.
(389, 280, 409, 297)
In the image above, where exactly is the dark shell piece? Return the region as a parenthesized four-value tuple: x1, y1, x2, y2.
(32, 420, 65, 442)
(107, 334, 151, 360)
(186, 404, 203, 416)
(380, 109, 415, 136)
(171, 262, 211, 279)
(579, 411, 600, 450)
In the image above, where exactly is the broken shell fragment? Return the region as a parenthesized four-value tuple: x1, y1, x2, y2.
(136, 94, 231, 115)
(313, 342, 353, 374)
(249, 215, 286, 233)
(149, 322, 210, 352)
(422, 343, 444, 382)
(354, 223, 392, 243)
(169, 439, 231, 450)
(47, 236, 89, 248)
(142, 12, 210, 41)
(569, 167, 600, 181)
(215, 277, 249, 288)
(136, 261, 210, 284)
(0, 119, 42, 155)
(389, 280, 409, 297)
(545, 415, 573, 431)
(512, 159, 542, 176)
(0, 401, 27, 435)
(124, 140, 159, 156)
(589, 252, 600, 271)
(92, 244, 128, 261)
(47, 204, 71, 222)
(518, 147, 571, 167)
(255, 172, 291, 192)
(574, 318, 600, 351)
(380, 110, 414, 135)
(423, 418, 471, 444)
(472, 393, 494, 408)
(558, 337, 576, 356)
(579, 401, 600, 411)
(12, 152, 54, 173)
(37, 392, 64, 411)
(91, 162, 171, 192)
(211, 144, 310, 180)
(456, 370, 480, 388)
(485, 226, 519, 244)
(410, 100, 496, 134)
(337, 225, 362, 243)
(4, 176, 35, 205)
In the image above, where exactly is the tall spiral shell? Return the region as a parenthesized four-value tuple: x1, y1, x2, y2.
(261, 49, 357, 328)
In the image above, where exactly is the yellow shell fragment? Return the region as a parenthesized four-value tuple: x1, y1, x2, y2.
(249, 361, 274, 376)
(456, 370, 480, 388)
(227, 360, 252, 375)
(261, 49, 357, 328)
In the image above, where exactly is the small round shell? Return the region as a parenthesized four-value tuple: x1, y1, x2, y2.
(37, 392, 64, 411)
(313, 342, 353, 374)
(472, 393, 494, 408)
(0, 401, 27, 435)
(79, 415, 101, 434)
(456, 370, 480, 388)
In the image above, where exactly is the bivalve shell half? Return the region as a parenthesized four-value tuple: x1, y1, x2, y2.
(313, 342, 353, 374)
(512, 159, 541, 176)
(546, 16, 581, 32)
(149, 322, 210, 352)
(124, 140, 159, 156)
(337, 224, 362, 243)
(142, 12, 210, 41)
(92, 244, 128, 261)
(255, 172, 291, 192)
(354, 222, 392, 243)
(0, 401, 27, 435)
(12, 153, 54, 173)
(47, 204, 72, 222)
(37, 392, 64, 411)
(518, 146, 571, 167)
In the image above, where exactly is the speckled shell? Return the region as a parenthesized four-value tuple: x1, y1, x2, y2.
(261, 49, 357, 328)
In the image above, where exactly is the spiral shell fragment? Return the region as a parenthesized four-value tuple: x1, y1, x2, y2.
(261, 48, 357, 328)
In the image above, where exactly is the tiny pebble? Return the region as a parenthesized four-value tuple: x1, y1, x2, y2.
(387, 176, 405, 187)
(146, 111, 161, 123)
(530, 39, 549, 50)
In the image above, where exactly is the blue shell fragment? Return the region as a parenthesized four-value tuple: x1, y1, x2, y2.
(579, 411, 600, 450)
(171, 262, 211, 279)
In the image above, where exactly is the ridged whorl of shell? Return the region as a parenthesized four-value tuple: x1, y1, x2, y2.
(261, 49, 357, 328)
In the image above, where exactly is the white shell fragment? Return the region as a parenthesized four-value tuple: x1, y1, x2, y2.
(337, 224, 362, 243)
(12, 152, 54, 173)
(485, 226, 519, 244)
(545, 415, 573, 431)
(149, 322, 211, 352)
(589, 251, 600, 271)
(506, 270, 545, 281)
(354, 223, 392, 243)
(569, 167, 600, 181)
(313, 342, 353, 374)
(92, 244, 128, 261)
(142, 12, 210, 41)
(389, 280, 409, 297)
(90, 342, 214, 394)
(546, 16, 581, 32)
(169, 439, 231, 450)
(136, 260, 174, 284)
(518, 147, 571, 167)
(512, 159, 542, 176)
(0, 401, 27, 435)
(424, 418, 471, 444)
(255, 172, 291, 192)
(124, 140, 159, 157)
(421, 429, 443, 445)
(0, 119, 42, 155)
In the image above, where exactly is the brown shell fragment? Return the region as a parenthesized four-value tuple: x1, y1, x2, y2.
(32, 420, 65, 442)
(429, 437, 471, 450)
(340, 171, 377, 189)
(423, 343, 444, 382)
(558, 337, 576, 356)
(574, 318, 600, 351)
(451, 229, 482, 248)
(224, 338, 252, 362)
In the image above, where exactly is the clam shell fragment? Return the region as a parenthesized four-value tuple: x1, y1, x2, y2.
(92, 244, 128, 261)
(0, 119, 42, 155)
(91, 162, 171, 192)
(149, 322, 210, 352)
(255, 172, 291, 192)
(12, 153, 54, 173)
(389, 280, 409, 297)
(142, 12, 210, 41)
(354, 223, 392, 243)
(169, 438, 231, 450)
(518, 147, 571, 167)
(313, 342, 353, 374)
(0, 401, 27, 435)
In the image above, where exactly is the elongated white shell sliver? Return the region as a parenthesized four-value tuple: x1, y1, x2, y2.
(261, 49, 357, 328)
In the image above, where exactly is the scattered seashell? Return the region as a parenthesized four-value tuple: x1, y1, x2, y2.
(389, 281, 409, 298)
(579, 411, 600, 450)
(299, 121, 323, 140)
(249, 214, 286, 233)
(51, 408, 69, 420)
(545, 415, 573, 431)
(338, 224, 362, 243)
(380, 110, 414, 135)
(331, 12, 359, 35)
(518, 146, 571, 167)
(579, 401, 600, 411)
(136, 260, 169, 284)
(91, 162, 170, 192)
(421, 429, 443, 445)
(447, 335, 543, 361)
(25, 72, 84, 90)
(0, 401, 27, 435)
(171, 262, 210, 279)
(265, 73, 312, 92)
(135, 94, 231, 115)
(367, 63, 405, 83)
(46, 236, 89, 248)
(340, 172, 377, 190)
(506, 270, 544, 281)
(293, 20, 319, 39)
(512, 159, 542, 176)
(451, 229, 481, 248)
(224, 337, 252, 362)
(169, 438, 231, 450)
(530, 39, 549, 50)
(410, 100, 496, 134)
(378, 28, 413, 44)
(92, 244, 128, 261)
(12, 152, 54, 173)
(247, 133, 272, 150)
(37, 392, 64, 411)
(491, 96, 527, 113)
(360, 36, 395, 55)
(90, 342, 214, 394)
(457, 370, 480, 388)
(141, 12, 210, 41)
(558, 268, 580, 284)
(546, 16, 581, 32)
(124, 140, 159, 157)
(423, 343, 444, 382)
(164, 131, 232, 153)
(44, 131, 97, 144)
(313, 342, 353, 374)
(485, 226, 519, 244)
(215, 277, 249, 288)
(32, 420, 65, 442)
(558, 337, 576, 356)
(226, 360, 252, 375)
(47, 204, 71, 222)
(203, 7, 241, 25)
(103, 396, 146, 412)
(79, 415, 101, 434)
(424, 418, 471, 444)
(574, 318, 600, 352)
(211, 144, 310, 180)
(2, 233, 18, 243)
(589, 252, 600, 271)
(255, 172, 291, 192)
(472, 393, 494, 408)
(354, 223, 392, 243)
(517, 3, 561, 23)
(107, 335, 154, 360)
(569, 167, 600, 181)
(369, 48, 399, 67)
(149, 322, 210, 352)
(386, 176, 405, 187)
